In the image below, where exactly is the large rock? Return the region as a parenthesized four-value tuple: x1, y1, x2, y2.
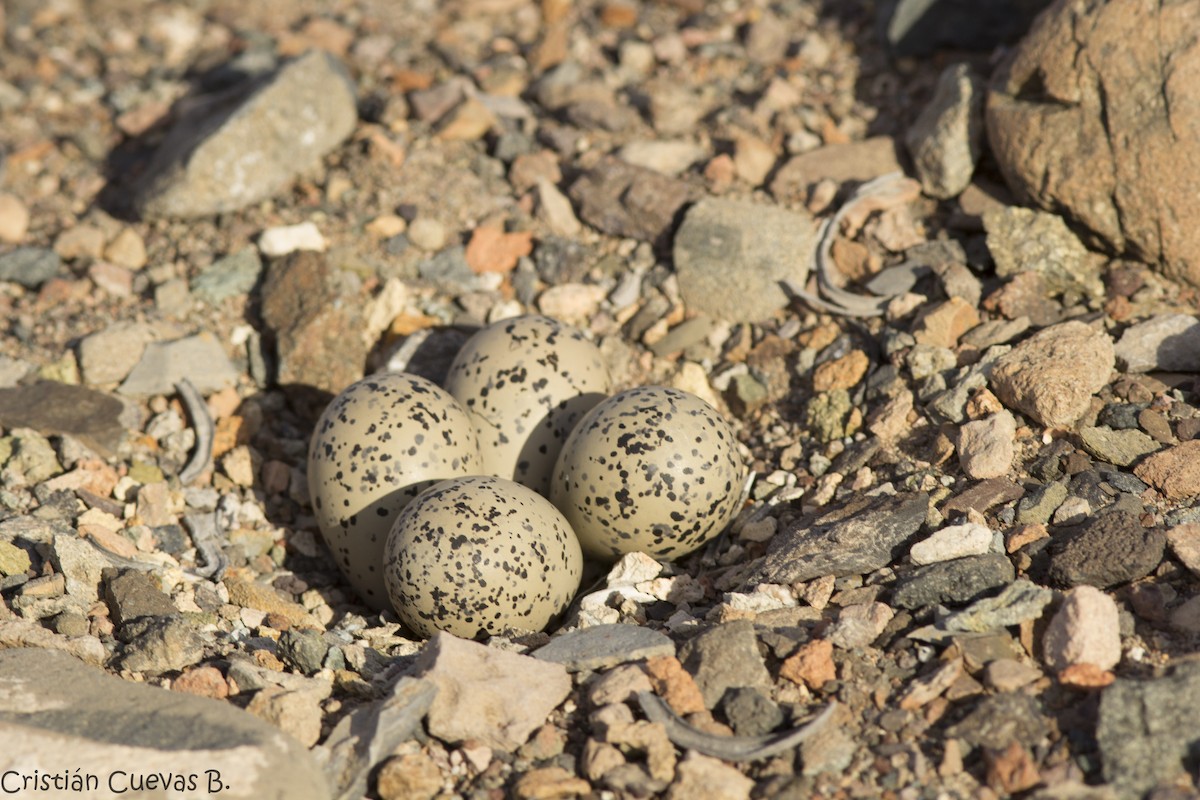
(0, 648, 330, 800)
(135, 51, 358, 219)
(672, 197, 817, 323)
(987, 0, 1200, 286)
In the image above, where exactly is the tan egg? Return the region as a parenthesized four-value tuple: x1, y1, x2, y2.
(384, 476, 583, 637)
(307, 372, 482, 610)
(550, 386, 746, 561)
(443, 315, 611, 497)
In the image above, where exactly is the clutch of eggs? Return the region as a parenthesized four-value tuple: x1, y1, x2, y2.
(307, 315, 747, 636)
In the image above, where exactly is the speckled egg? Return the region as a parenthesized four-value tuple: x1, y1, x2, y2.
(443, 315, 611, 496)
(384, 476, 584, 637)
(308, 372, 482, 610)
(550, 386, 745, 561)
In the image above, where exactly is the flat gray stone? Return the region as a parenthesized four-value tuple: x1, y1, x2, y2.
(677, 620, 771, 709)
(0, 648, 331, 800)
(0, 246, 60, 288)
(892, 553, 1016, 610)
(118, 333, 239, 397)
(1079, 425, 1160, 467)
(135, 51, 357, 219)
(905, 63, 985, 199)
(1047, 511, 1166, 589)
(533, 624, 674, 672)
(1098, 661, 1200, 798)
(984, 206, 1104, 300)
(673, 197, 817, 323)
(942, 578, 1054, 632)
(0, 381, 127, 456)
(192, 248, 264, 304)
(1114, 313, 1200, 373)
(752, 492, 930, 584)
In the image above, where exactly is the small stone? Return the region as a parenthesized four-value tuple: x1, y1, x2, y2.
(0, 541, 30, 577)
(436, 97, 496, 141)
(225, 576, 319, 629)
(673, 197, 817, 323)
(770, 137, 904, 202)
(77, 321, 168, 386)
(54, 225, 106, 260)
(192, 248, 264, 304)
(1167, 523, 1200, 578)
(417, 633, 571, 751)
(0, 193, 30, 243)
(118, 333, 240, 397)
(667, 752, 754, 800)
(6, 428, 62, 484)
(733, 134, 776, 186)
(1114, 314, 1200, 373)
(536, 283, 607, 325)
(984, 206, 1104, 300)
(407, 217, 447, 251)
(118, 615, 206, 675)
(376, 752, 443, 800)
(957, 411, 1016, 479)
(465, 226, 533, 274)
(221, 445, 257, 487)
(534, 624, 674, 672)
(136, 51, 357, 218)
(570, 157, 698, 250)
(1078, 426, 1159, 467)
(990, 321, 1114, 428)
(983, 658, 1043, 692)
(0, 247, 61, 289)
(1134, 440, 1200, 500)
(677, 620, 772, 709)
(911, 296, 980, 348)
(259, 222, 327, 257)
(829, 602, 895, 649)
(1042, 586, 1121, 672)
(942, 578, 1053, 632)
(535, 179, 581, 237)
(619, 139, 705, 176)
(589, 664, 654, 706)
(514, 766, 592, 800)
(278, 628, 329, 675)
(103, 228, 148, 270)
(88, 261, 134, 296)
(910, 522, 993, 565)
(246, 682, 330, 748)
(642, 655, 706, 715)
(893, 553, 1016, 609)
(906, 64, 985, 198)
(0, 382, 127, 459)
(103, 568, 177, 627)
(1016, 481, 1068, 525)
(172, 665, 230, 699)
(1047, 511, 1165, 588)
(812, 350, 869, 392)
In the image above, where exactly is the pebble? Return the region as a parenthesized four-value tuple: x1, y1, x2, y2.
(172, 665, 230, 699)
(569, 157, 698, 250)
(942, 578, 1053, 632)
(118, 333, 240, 397)
(909, 522, 993, 565)
(417, 633, 571, 751)
(1042, 586, 1121, 672)
(0, 246, 61, 288)
(1015, 480, 1067, 525)
(407, 217, 448, 251)
(667, 752, 754, 800)
(984, 206, 1104, 300)
(677, 620, 772, 709)
(136, 51, 358, 218)
(829, 601, 895, 649)
(1046, 511, 1165, 588)
(779, 638, 836, 689)
(618, 140, 706, 176)
(0, 193, 29, 243)
(0, 648, 330, 800)
(892, 553, 1016, 609)
(277, 628, 330, 675)
(753, 491, 929, 584)
(103, 568, 177, 626)
(673, 197, 816, 323)
(0, 541, 30, 577)
(464, 225, 532, 273)
(192, 248, 264, 304)
(642, 655, 706, 715)
(103, 228, 148, 270)
(905, 64, 984, 198)
(514, 767, 592, 800)
(258, 221, 327, 257)
(1113, 313, 1200, 373)
(117, 615, 206, 675)
(1078, 425, 1159, 466)
(377, 752, 444, 800)
(534, 624, 674, 672)
(983, 658, 1043, 692)
(990, 321, 1114, 428)
(535, 179, 581, 236)
(53, 224, 106, 260)
(1134, 439, 1200, 500)
(956, 410, 1016, 479)
(246, 681, 331, 748)
(77, 320, 169, 386)
(732, 134, 775, 186)
(1166, 523, 1200, 578)
(770, 137, 904, 202)
(536, 283, 607, 325)
(0, 382, 127, 458)
(225, 576, 319, 629)
(1097, 661, 1200, 798)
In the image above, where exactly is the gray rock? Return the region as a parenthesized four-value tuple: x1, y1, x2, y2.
(0, 354, 32, 388)
(49, 532, 108, 604)
(0, 246, 60, 288)
(118, 615, 206, 675)
(1098, 661, 1200, 798)
(752, 492, 929, 584)
(892, 553, 1016, 609)
(260, 251, 367, 395)
(6, 428, 61, 484)
(942, 578, 1054, 632)
(1113, 314, 1200, 373)
(118, 334, 240, 397)
(278, 629, 330, 676)
(136, 51, 357, 219)
(103, 568, 177, 627)
(78, 321, 172, 387)
(0, 648, 330, 800)
(944, 691, 1049, 750)
(1078, 426, 1160, 467)
(1047, 511, 1165, 589)
(569, 157, 698, 251)
(1016, 480, 1068, 525)
(533, 624, 674, 672)
(720, 687, 783, 737)
(905, 63, 985, 199)
(673, 197, 817, 323)
(984, 207, 1104, 300)
(192, 248, 264, 304)
(0, 382, 127, 457)
(677, 620, 772, 709)
(883, 0, 1053, 57)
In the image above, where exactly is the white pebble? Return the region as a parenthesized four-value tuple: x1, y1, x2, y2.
(258, 221, 327, 257)
(909, 522, 992, 565)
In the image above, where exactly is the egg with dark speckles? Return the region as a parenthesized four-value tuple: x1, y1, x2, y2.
(444, 315, 611, 496)
(550, 386, 745, 561)
(308, 372, 482, 610)
(384, 475, 583, 637)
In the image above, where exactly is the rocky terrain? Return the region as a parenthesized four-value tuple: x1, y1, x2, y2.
(1, 0, 1200, 798)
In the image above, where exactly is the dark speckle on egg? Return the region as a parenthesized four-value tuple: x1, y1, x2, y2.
(384, 476, 584, 638)
(550, 386, 745, 561)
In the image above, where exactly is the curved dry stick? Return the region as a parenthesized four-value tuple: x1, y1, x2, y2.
(636, 692, 838, 761)
(176, 378, 214, 485)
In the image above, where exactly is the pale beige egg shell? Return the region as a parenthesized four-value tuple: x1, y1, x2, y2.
(384, 476, 583, 638)
(444, 315, 611, 497)
(307, 372, 482, 610)
(550, 386, 745, 561)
